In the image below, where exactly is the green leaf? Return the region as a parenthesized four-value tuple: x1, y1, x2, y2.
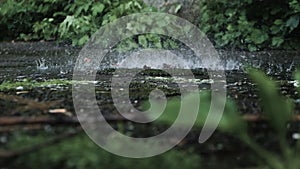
(274, 19, 283, 25)
(138, 35, 148, 48)
(272, 37, 284, 47)
(225, 9, 235, 17)
(218, 99, 247, 136)
(133, 1, 142, 9)
(248, 68, 294, 136)
(77, 35, 89, 46)
(59, 15, 75, 37)
(174, 4, 182, 13)
(248, 44, 257, 52)
(286, 14, 300, 31)
(92, 3, 105, 16)
(270, 25, 281, 34)
(163, 39, 179, 49)
(143, 91, 247, 136)
(250, 29, 269, 45)
(53, 12, 67, 17)
(294, 70, 300, 95)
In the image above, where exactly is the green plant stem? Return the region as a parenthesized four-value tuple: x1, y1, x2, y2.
(240, 134, 285, 169)
(278, 132, 294, 169)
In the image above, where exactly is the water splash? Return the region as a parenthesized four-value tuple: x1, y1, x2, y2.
(100, 48, 230, 70)
(115, 49, 195, 69)
(36, 58, 48, 70)
(35, 57, 75, 74)
(34, 47, 298, 74)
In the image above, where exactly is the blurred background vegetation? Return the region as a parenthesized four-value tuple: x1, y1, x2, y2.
(0, 0, 299, 50)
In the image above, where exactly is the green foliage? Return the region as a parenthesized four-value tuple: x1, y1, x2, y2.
(2, 0, 299, 50)
(7, 132, 202, 169)
(0, 0, 181, 48)
(246, 68, 297, 169)
(0, 0, 156, 45)
(143, 91, 246, 136)
(248, 68, 294, 136)
(144, 68, 300, 169)
(199, 0, 300, 51)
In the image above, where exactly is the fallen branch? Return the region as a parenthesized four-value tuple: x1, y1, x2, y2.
(0, 114, 131, 126)
(0, 92, 61, 114)
(1, 114, 300, 160)
(1, 113, 300, 127)
(0, 124, 44, 133)
(0, 115, 78, 125)
(242, 114, 300, 122)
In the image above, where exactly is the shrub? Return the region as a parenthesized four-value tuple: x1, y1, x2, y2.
(0, 0, 156, 45)
(198, 0, 300, 51)
(1, 0, 299, 50)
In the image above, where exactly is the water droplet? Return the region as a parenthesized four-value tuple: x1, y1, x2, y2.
(16, 86, 24, 90)
(292, 133, 300, 140)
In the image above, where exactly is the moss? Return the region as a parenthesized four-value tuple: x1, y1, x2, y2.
(0, 79, 103, 91)
(0, 79, 73, 91)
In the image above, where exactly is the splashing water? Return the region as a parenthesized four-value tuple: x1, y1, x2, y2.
(115, 49, 195, 69)
(36, 58, 48, 70)
(32, 46, 298, 74)
(101, 48, 231, 70)
(35, 57, 74, 74)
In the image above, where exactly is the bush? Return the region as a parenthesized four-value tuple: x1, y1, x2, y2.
(1, 0, 299, 50)
(198, 0, 300, 51)
(0, 0, 156, 45)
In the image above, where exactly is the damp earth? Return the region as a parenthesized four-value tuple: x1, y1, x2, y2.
(0, 42, 300, 168)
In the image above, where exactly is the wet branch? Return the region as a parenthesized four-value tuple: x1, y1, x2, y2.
(0, 93, 61, 114)
(243, 114, 300, 122)
(0, 114, 299, 160)
(0, 115, 79, 125)
(0, 114, 131, 126)
(1, 114, 300, 126)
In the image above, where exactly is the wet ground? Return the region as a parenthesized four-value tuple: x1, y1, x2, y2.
(0, 42, 300, 168)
